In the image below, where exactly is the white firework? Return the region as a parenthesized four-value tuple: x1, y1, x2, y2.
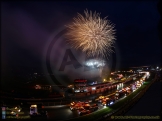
(65, 9, 116, 58)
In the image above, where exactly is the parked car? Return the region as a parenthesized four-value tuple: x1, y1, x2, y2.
(89, 106, 98, 112)
(79, 110, 91, 116)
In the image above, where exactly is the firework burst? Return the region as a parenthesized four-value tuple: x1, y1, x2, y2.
(65, 10, 116, 58)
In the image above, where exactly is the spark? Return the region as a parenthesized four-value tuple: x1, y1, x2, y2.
(65, 10, 116, 58)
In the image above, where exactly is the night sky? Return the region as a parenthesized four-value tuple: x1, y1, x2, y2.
(1, 1, 162, 76)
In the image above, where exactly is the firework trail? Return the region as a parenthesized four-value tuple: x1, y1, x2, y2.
(65, 10, 116, 58)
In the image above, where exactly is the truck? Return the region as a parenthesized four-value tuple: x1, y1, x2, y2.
(30, 105, 38, 115)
